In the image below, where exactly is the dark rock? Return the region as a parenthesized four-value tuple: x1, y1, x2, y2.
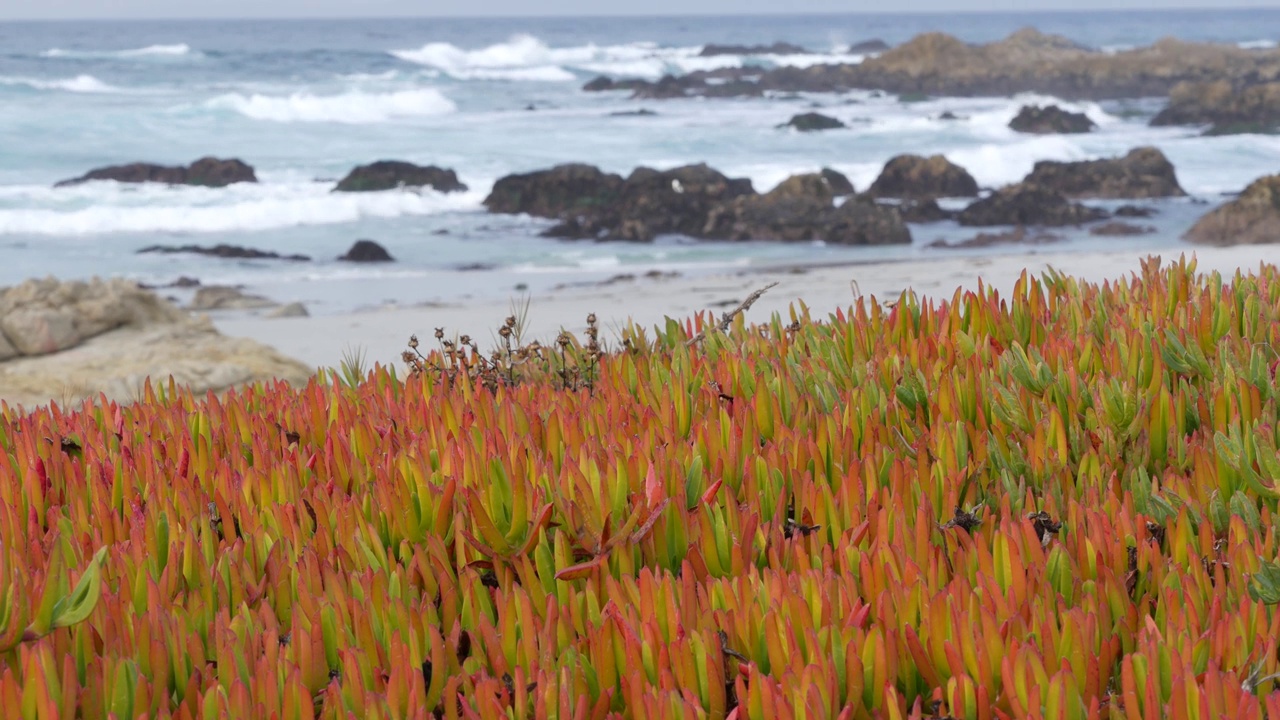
(847, 39, 891, 54)
(1020, 147, 1186, 199)
(780, 112, 845, 132)
(1009, 104, 1096, 134)
(703, 190, 910, 245)
(56, 157, 257, 188)
(139, 276, 201, 290)
(937, 111, 963, 120)
(1089, 221, 1155, 236)
(609, 109, 658, 116)
(137, 244, 310, 261)
(820, 168, 855, 196)
(867, 154, 979, 199)
(455, 263, 496, 271)
(931, 226, 1063, 249)
(1115, 204, 1156, 217)
(1184, 174, 1280, 245)
(1151, 80, 1280, 135)
(338, 239, 395, 262)
(894, 198, 956, 223)
(699, 42, 808, 57)
(957, 184, 1109, 227)
(333, 161, 467, 193)
(484, 164, 626, 219)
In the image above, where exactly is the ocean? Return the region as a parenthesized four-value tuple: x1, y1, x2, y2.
(3, 10, 1280, 315)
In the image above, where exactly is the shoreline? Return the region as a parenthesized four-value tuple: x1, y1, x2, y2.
(212, 245, 1277, 373)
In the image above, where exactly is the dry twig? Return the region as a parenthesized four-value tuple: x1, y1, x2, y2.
(685, 282, 779, 347)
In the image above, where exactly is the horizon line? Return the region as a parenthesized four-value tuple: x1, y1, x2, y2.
(0, 5, 1265, 23)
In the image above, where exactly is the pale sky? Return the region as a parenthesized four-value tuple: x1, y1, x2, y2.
(1, 0, 1277, 21)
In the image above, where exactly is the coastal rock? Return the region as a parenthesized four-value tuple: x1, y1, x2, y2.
(189, 286, 277, 311)
(894, 198, 955, 223)
(55, 157, 257, 188)
(338, 239, 395, 262)
(702, 187, 910, 245)
(1151, 80, 1280, 135)
(0, 279, 313, 409)
(0, 277, 189, 357)
(1115, 205, 1156, 217)
(267, 302, 309, 318)
(484, 163, 626, 219)
(137, 244, 310, 261)
(333, 161, 467, 193)
(931, 226, 1063, 249)
(1021, 147, 1186, 199)
(1089, 221, 1155, 236)
(867, 154, 979, 199)
(957, 184, 1108, 227)
(564, 164, 755, 242)
(847, 39, 891, 54)
(1008, 104, 1096, 134)
(820, 168, 856, 196)
(780, 112, 845, 131)
(1184, 174, 1280, 245)
(699, 42, 808, 56)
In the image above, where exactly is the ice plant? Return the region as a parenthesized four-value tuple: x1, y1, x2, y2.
(0, 255, 1278, 717)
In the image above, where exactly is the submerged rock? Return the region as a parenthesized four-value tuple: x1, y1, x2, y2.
(1184, 174, 1280, 245)
(931, 226, 1063, 249)
(190, 286, 277, 311)
(333, 161, 467, 193)
(1089, 221, 1156, 236)
(867, 154, 979, 199)
(137, 244, 310, 261)
(780, 112, 846, 131)
(1009, 104, 1097, 134)
(699, 42, 808, 56)
(338, 239, 395, 262)
(894, 198, 956, 223)
(55, 157, 258, 188)
(1020, 147, 1186, 199)
(957, 184, 1108, 227)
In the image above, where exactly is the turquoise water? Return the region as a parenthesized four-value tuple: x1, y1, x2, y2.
(2, 11, 1279, 313)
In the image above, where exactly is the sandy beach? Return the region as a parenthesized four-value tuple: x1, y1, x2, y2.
(212, 245, 1280, 373)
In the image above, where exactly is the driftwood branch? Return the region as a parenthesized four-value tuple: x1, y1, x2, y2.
(685, 282, 779, 347)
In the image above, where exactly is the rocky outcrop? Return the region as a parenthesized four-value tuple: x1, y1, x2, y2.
(894, 198, 955, 223)
(137, 244, 310, 261)
(338, 239, 394, 262)
(848, 39, 891, 54)
(930, 226, 1063, 249)
(190, 286, 277, 311)
(0, 278, 313, 409)
(957, 184, 1108, 227)
(1115, 205, 1155, 217)
(0, 277, 189, 357)
(333, 161, 467, 193)
(580, 29, 1280, 100)
(484, 164, 627, 219)
(699, 42, 808, 56)
(267, 302, 309, 318)
(1184, 174, 1280, 245)
(1009, 104, 1096, 133)
(1151, 80, 1280, 135)
(780, 112, 845, 131)
(867, 154, 979, 199)
(55, 157, 257, 188)
(1020, 147, 1186, 199)
(1089, 221, 1155, 236)
(485, 163, 910, 245)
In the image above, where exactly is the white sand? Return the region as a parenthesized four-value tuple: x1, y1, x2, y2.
(213, 246, 1280, 372)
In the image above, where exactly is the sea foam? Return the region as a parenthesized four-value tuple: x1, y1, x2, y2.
(205, 87, 456, 123)
(40, 43, 196, 59)
(0, 74, 118, 93)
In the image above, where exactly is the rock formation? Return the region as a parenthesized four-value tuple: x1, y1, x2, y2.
(333, 161, 467, 193)
(338, 239, 395, 262)
(1019, 147, 1186, 199)
(1009, 104, 1096, 133)
(1184, 174, 1280, 245)
(780, 112, 846, 131)
(957, 184, 1108, 227)
(137, 244, 310, 261)
(1151, 80, 1280, 135)
(55, 157, 258, 188)
(867, 154, 979, 199)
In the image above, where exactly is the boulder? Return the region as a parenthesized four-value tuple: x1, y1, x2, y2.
(867, 154, 979, 199)
(1184, 174, 1280, 245)
(189, 286, 277, 311)
(338, 239, 395, 262)
(1009, 104, 1096, 134)
(1151, 80, 1280, 135)
(1089, 221, 1155, 236)
(700, 42, 808, 57)
(333, 161, 467, 193)
(572, 164, 756, 242)
(0, 277, 189, 357)
(267, 302, 309, 318)
(894, 198, 955, 223)
(1020, 147, 1186, 199)
(820, 168, 856, 196)
(137, 244, 310, 261)
(702, 189, 910, 245)
(931, 226, 1063, 249)
(55, 157, 257, 188)
(957, 184, 1108, 227)
(484, 164, 626, 219)
(1115, 204, 1156, 217)
(780, 112, 846, 131)
(0, 278, 313, 409)
(847, 39, 891, 54)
